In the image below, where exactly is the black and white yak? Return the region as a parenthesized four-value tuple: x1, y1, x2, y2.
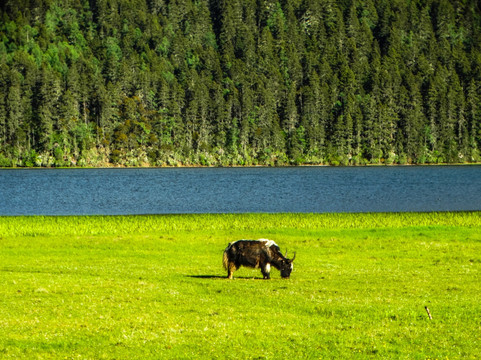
(223, 239, 296, 279)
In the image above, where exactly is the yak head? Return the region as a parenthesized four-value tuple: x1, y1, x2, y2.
(279, 251, 296, 278)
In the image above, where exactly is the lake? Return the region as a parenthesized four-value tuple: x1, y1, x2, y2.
(0, 166, 480, 216)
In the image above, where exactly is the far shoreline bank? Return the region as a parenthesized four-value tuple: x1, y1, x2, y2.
(2, 162, 481, 170)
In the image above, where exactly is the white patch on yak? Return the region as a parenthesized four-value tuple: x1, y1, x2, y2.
(259, 239, 277, 248)
(265, 263, 271, 273)
(229, 239, 277, 248)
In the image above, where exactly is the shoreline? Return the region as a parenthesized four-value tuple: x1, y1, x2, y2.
(2, 162, 481, 170)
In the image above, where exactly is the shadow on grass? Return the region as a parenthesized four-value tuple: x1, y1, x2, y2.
(186, 275, 265, 280)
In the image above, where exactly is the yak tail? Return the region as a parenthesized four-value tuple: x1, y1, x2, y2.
(222, 250, 229, 270)
(223, 242, 233, 270)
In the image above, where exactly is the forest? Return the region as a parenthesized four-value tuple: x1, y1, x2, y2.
(1, 0, 481, 167)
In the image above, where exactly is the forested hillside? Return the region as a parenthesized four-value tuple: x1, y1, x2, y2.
(1, 0, 481, 166)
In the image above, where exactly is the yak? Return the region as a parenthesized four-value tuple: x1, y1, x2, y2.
(223, 239, 296, 279)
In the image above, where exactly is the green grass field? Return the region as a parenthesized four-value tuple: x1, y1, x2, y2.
(1, 213, 480, 359)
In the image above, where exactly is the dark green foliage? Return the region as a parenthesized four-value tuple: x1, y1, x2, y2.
(1, 0, 481, 166)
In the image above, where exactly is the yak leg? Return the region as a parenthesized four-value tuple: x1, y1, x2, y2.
(261, 263, 271, 279)
(227, 262, 237, 279)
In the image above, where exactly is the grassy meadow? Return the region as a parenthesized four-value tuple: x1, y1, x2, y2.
(0, 212, 480, 359)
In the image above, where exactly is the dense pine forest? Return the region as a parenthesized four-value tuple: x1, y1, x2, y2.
(1, 0, 481, 166)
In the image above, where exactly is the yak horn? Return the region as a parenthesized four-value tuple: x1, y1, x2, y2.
(291, 252, 296, 262)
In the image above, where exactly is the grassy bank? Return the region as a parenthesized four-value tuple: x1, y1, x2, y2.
(1, 213, 480, 359)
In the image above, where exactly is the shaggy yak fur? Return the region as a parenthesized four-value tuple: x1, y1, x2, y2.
(223, 239, 296, 279)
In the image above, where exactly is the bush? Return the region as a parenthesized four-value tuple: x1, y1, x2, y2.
(0, 153, 12, 167)
(110, 149, 122, 164)
(398, 153, 408, 165)
(22, 150, 40, 167)
(54, 147, 64, 161)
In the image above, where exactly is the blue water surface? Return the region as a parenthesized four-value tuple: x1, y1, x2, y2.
(0, 166, 480, 215)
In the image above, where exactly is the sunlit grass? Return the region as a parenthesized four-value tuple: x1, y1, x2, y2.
(1, 212, 480, 359)
(2, 211, 481, 236)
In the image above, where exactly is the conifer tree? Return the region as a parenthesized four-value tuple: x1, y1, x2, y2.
(1, 0, 481, 166)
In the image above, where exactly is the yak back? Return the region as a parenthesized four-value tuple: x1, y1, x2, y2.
(225, 239, 282, 268)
